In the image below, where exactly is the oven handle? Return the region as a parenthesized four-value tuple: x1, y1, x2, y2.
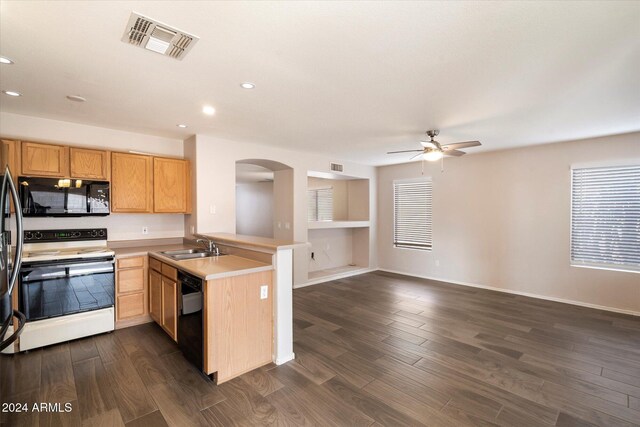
(21, 258, 115, 272)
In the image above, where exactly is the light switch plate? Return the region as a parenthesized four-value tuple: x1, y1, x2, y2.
(260, 285, 268, 300)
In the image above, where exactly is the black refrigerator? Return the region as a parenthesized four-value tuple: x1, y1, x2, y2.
(0, 165, 25, 352)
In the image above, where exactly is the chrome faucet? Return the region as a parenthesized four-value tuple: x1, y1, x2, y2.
(196, 238, 219, 255)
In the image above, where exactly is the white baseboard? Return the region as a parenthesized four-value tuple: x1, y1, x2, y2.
(296, 267, 377, 289)
(275, 352, 295, 365)
(377, 268, 640, 317)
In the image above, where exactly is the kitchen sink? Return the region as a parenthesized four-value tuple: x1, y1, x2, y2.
(162, 249, 209, 255)
(160, 249, 226, 260)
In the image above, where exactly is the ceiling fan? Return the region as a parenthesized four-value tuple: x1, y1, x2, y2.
(387, 130, 482, 161)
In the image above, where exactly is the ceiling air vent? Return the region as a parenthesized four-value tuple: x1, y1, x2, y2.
(330, 163, 344, 173)
(121, 12, 199, 60)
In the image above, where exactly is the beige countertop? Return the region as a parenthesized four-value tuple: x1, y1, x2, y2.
(151, 252, 273, 281)
(110, 242, 273, 280)
(111, 243, 192, 257)
(195, 232, 305, 251)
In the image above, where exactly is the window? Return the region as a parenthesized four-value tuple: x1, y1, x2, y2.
(571, 165, 640, 272)
(394, 178, 432, 250)
(308, 187, 333, 221)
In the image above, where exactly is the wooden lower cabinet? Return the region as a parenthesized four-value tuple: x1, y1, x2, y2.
(204, 270, 273, 383)
(115, 255, 149, 328)
(149, 269, 162, 323)
(117, 293, 145, 319)
(149, 257, 178, 342)
(161, 277, 178, 341)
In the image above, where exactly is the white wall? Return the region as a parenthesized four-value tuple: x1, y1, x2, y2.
(377, 132, 640, 314)
(236, 182, 274, 238)
(184, 135, 377, 285)
(308, 228, 353, 272)
(0, 112, 186, 241)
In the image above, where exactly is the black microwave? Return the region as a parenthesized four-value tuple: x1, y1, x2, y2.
(19, 177, 110, 217)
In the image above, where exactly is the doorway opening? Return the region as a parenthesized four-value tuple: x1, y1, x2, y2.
(235, 159, 293, 240)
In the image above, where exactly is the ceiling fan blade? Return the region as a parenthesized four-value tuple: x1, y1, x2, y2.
(419, 140, 437, 148)
(410, 152, 424, 160)
(387, 149, 424, 154)
(441, 141, 481, 150)
(444, 149, 466, 157)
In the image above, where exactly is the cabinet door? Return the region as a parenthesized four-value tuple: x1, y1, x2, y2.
(21, 141, 69, 177)
(153, 157, 191, 213)
(1, 139, 21, 175)
(117, 293, 145, 320)
(161, 277, 177, 341)
(149, 269, 162, 324)
(111, 152, 153, 213)
(1, 140, 21, 213)
(70, 147, 110, 180)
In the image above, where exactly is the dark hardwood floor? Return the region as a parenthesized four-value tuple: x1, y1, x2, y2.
(2, 271, 639, 426)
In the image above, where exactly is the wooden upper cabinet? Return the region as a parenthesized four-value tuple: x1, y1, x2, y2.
(70, 147, 110, 180)
(21, 141, 69, 177)
(153, 157, 191, 213)
(1, 140, 21, 213)
(1, 139, 21, 176)
(111, 152, 153, 213)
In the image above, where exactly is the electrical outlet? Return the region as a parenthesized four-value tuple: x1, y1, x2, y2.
(260, 285, 268, 300)
(190, 225, 195, 234)
(209, 205, 216, 214)
(142, 226, 149, 235)
(285, 222, 290, 230)
(277, 222, 282, 229)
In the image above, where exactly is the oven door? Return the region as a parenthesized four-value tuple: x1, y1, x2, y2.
(19, 257, 115, 321)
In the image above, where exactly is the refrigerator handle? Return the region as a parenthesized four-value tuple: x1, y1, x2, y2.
(5, 167, 23, 296)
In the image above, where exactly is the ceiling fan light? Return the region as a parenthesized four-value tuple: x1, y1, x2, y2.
(423, 150, 443, 162)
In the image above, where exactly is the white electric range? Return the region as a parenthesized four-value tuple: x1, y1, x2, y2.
(13, 228, 115, 352)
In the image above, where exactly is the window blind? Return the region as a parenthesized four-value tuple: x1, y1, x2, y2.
(571, 165, 640, 271)
(394, 179, 432, 250)
(308, 188, 333, 221)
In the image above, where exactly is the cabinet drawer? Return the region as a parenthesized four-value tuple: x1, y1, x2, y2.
(117, 256, 145, 270)
(149, 257, 162, 273)
(117, 293, 145, 319)
(161, 263, 177, 281)
(117, 268, 144, 293)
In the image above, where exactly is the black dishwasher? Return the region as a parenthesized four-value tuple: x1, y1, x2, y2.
(178, 271, 204, 373)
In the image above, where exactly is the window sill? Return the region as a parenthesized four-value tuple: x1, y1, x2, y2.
(571, 263, 639, 274)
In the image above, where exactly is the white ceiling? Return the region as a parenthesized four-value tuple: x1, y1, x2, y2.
(1, 1, 638, 166)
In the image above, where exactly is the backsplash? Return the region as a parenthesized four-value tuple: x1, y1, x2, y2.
(10, 213, 185, 241)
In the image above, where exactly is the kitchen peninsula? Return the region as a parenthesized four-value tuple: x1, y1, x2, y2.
(111, 233, 299, 383)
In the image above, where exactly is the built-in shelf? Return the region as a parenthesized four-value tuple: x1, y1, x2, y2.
(308, 220, 370, 229)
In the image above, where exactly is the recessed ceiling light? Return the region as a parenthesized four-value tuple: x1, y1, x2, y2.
(177, 124, 188, 128)
(66, 95, 86, 102)
(2, 90, 21, 97)
(0, 56, 14, 65)
(240, 82, 255, 89)
(202, 105, 215, 116)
